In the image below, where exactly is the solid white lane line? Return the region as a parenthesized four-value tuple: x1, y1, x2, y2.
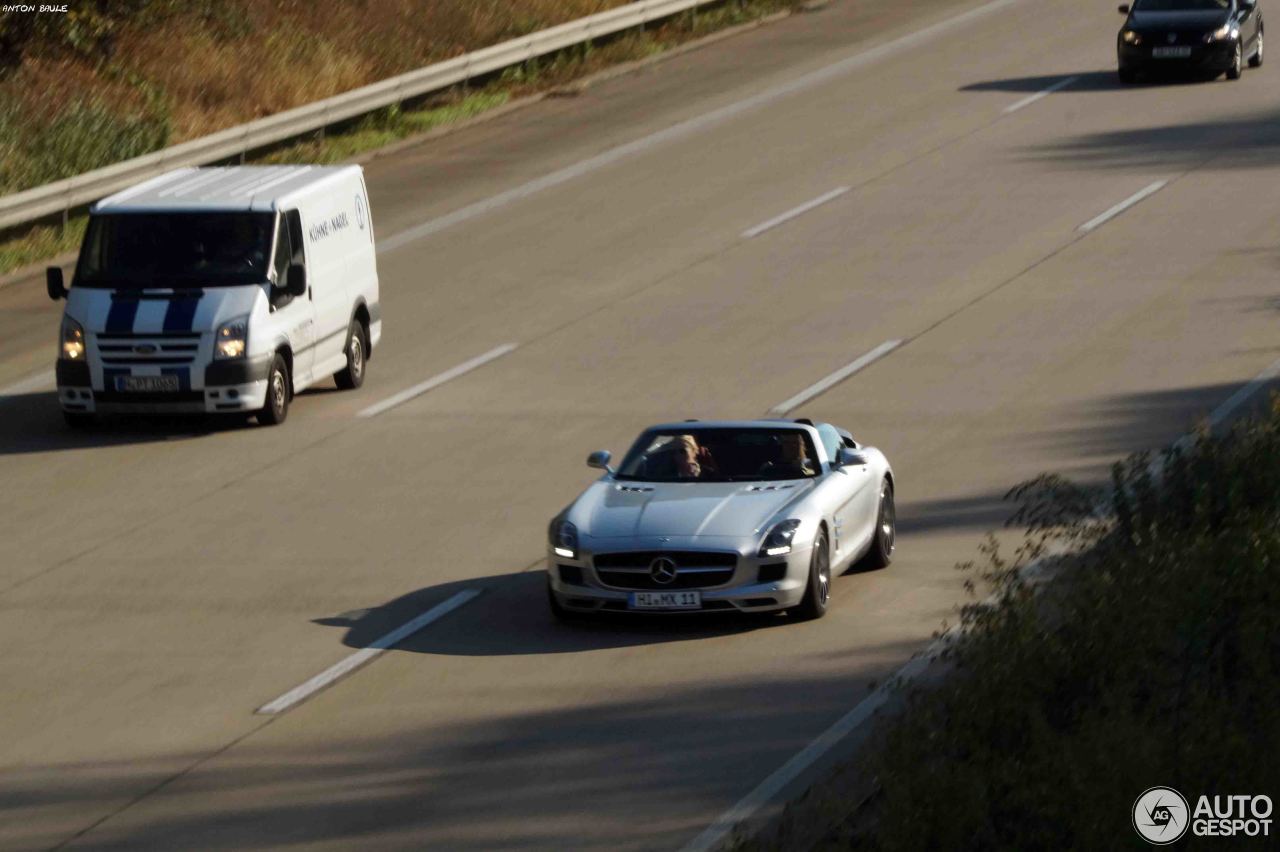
(377, 0, 1020, 253)
(1078, 180, 1167, 233)
(1168, 354, 1280, 456)
(256, 589, 481, 715)
(680, 652, 935, 852)
(1001, 75, 1079, 114)
(741, 187, 850, 239)
(357, 343, 517, 418)
(0, 369, 55, 398)
(769, 340, 902, 416)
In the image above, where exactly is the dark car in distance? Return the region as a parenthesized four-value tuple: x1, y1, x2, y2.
(1117, 0, 1263, 82)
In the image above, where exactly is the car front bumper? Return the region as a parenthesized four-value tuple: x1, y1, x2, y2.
(547, 541, 813, 615)
(55, 356, 270, 415)
(1118, 40, 1238, 72)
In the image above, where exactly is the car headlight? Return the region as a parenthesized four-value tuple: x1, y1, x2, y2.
(214, 316, 248, 360)
(759, 519, 802, 558)
(1205, 24, 1236, 41)
(60, 316, 85, 361)
(550, 520, 578, 559)
(1122, 29, 1142, 44)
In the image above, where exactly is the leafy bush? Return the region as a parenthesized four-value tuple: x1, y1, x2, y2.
(0, 97, 169, 192)
(858, 401, 1280, 851)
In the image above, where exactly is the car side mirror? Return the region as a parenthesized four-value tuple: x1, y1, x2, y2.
(587, 450, 614, 473)
(286, 263, 307, 297)
(1118, 4, 1129, 12)
(836, 447, 868, 468)
(46, 266, 67, 301)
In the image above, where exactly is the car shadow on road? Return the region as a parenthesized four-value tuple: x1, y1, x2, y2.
(961, 70, 1122, 94)
(0, 390, 249, 455)
(315, 571, 795, 657)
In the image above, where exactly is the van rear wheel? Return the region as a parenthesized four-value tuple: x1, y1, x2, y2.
(257, 354, 290, 426)
(333, 320, 367, 390)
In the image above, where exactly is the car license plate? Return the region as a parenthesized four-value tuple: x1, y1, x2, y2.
(1152, 46, 1192, 58)
(117, 375, 180, 393)
(629, 590, 701, 610)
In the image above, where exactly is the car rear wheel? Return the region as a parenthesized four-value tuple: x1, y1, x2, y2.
(1250, 30, 1264, 67)
(333, 319, 367, 390)
(859, 479, 896, 570)
(790, 528, 831, 621)
(256, 353, 290, 426)
(1227, 42, 1243, 78)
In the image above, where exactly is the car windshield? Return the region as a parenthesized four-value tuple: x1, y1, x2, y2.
(1132, 0, 1229, 11)
(615, 427, 822, 482)
(75, 212, 275, 289)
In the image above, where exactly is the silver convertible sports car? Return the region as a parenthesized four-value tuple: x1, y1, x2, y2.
(547, 420, 895, 620)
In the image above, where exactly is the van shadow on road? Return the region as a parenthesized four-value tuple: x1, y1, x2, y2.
(316, 571, 798, 657)
(0, 390, 255, 456)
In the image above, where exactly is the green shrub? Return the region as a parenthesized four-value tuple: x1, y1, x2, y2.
(0, 97, 169, 193)
(860, 402, 1280, 851)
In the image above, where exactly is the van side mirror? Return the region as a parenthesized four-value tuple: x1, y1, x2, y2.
(1118, 4, 1129, 12)
(836, 447, 868, 468)
(46, 267, 66, 301)
(587, 450, 614, 473)
(286, 263, 307, 297)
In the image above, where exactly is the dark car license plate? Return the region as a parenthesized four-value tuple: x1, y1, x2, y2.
(117, 375, 180, 393)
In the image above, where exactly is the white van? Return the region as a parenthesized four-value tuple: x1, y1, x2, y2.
(47, 165, 381, 427)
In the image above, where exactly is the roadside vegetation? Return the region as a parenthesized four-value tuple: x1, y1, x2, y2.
(0, 0, 797, 276)
(744, 400, 1280, 850)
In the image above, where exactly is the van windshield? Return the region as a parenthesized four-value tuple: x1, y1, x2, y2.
(75, 212, 275, 289)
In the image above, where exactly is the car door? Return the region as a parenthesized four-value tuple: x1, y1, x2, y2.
(271, 211, 315, 385)
(817, 424, 874, 561)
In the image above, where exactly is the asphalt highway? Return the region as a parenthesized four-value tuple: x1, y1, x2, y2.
(2, 0, 1280, 848)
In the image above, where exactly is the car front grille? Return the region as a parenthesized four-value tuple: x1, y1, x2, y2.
(592, 550, 738, 590)
(94, 332, 202, 365)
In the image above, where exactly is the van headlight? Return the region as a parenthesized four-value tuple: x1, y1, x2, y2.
(550, 520, 578, 559)
(214, 316, 248, 360)
(60, 316, 85, 361)
(759, 519, 802, 557)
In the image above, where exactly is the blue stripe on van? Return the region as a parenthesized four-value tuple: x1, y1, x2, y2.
(105, 296, 140, 334)
(162, 294, 201, 333)
(160, 366, 191, 391)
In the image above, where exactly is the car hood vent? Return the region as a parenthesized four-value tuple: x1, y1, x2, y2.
(745, 484, 796, 492)
(615, 484, 656, 493)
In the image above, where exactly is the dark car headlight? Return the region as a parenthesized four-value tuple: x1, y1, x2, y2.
(1122, 29, 1142, 45)
(1205, 23, 1236, 42)
(759, 519, 802, 558)
(550, 519, 578, 559)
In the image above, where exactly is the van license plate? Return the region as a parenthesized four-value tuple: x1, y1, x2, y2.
(117, 375, 180, 393)
(629, 591, 701, 610)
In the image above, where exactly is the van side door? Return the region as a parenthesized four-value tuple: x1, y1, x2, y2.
(271, 210, 315, 384)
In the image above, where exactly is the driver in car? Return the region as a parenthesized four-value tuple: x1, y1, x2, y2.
(674, 434, 718, 479)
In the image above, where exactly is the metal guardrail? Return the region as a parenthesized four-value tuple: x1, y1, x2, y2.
(0, 0, 721, 232)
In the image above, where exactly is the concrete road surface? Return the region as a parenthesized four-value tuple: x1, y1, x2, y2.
(2, 0, 1279, 848)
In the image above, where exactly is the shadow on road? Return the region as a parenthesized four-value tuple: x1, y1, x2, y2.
(316, 571, 793, 657)
(0, 390, 255, 455)
(961, 70, 1122, 94)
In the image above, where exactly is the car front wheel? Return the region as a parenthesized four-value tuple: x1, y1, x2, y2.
(1227, 42, 1243, 78)
(790, 528, 831, 621)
